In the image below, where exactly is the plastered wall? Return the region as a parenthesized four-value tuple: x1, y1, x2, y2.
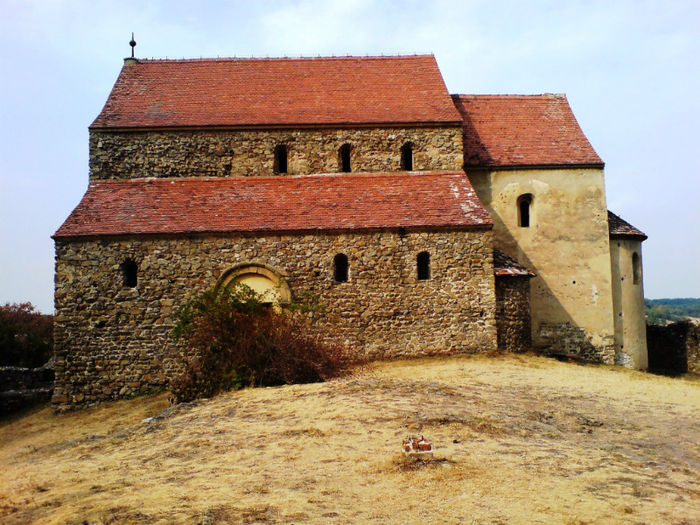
(468, 167, 615, 362)
(610, 238, 648, 368)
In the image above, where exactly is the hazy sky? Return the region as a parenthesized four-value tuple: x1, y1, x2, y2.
(1, 0, 698, 313)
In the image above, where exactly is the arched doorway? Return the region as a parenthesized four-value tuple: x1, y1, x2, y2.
(217, 263, 292, 305)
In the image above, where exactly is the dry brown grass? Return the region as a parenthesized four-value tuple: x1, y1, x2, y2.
(1, 353, 699, 524)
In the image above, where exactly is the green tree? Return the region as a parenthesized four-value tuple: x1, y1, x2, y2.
(0, 302, 53, 367)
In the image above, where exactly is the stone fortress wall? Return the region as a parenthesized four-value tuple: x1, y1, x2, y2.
(53, 229, 496, 408)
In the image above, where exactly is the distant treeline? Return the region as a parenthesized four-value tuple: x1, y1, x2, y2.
(0, 302, 54, 367)
(645, 298, 700, 325)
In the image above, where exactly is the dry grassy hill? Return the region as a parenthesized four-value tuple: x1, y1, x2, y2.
(1, 354, 699, 524)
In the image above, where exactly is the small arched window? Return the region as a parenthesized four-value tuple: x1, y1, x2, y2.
(120, 259, 138, 288)
(274, 144, 288, 174)
(632, 252, 641, 285)
(417, 251, 430, 281)
(400, 142, 413, 171)
(339, 143, 352, 172)
(517, 193, 533, 228)
(334, 254, 349, 283)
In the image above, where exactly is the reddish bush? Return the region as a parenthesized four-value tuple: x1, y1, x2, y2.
(0, 302, 53, 368)
(170, 285, 348, 403)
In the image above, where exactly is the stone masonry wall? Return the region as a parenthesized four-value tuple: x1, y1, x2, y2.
(53, 229, 496, 409)
(647, 321, 700, 376)
(89, 126, 463, 179)
(0, 364, 54, 414)
(495, 277, 532, 353)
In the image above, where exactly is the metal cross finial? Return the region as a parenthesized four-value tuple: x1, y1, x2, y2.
(129, 33, 136, 58)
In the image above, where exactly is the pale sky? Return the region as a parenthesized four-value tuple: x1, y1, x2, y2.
(1, 0, 698, 313)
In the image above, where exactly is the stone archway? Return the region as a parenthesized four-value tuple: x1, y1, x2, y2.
(217, 263, 292, 305)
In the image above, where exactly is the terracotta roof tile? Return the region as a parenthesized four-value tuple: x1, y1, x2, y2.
(608, 211, 647, 240)
(92, 56, 462, 129)
(493, 249, 535, 277)
(54, 172, 492, 238)
(451, 94, 603, 167)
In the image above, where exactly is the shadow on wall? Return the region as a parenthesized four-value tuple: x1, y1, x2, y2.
(478, 188, 613, 362)
(647, 321, 700, 376)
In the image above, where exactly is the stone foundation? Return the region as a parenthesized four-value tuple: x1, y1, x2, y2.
(53, 228, 496, 409)
(89, 126, 463, 180)
(536, 322, 615, 363)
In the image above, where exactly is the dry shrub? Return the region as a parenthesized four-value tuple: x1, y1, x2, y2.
(170, 285, 349, 403)
(388, 453, 454, 472)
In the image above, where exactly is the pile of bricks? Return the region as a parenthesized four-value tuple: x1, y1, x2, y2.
(402, 435, 433, 456)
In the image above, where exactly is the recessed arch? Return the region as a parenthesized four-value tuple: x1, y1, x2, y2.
(334, 253, 349, 283)
(400, 142, 414, 171)
(417, 251, 430, 280)
(517, 193, 533, 228)
(339, 143, 352, 172)
(632, 252, 641, 285)
(218, 263, 291, 304)
(120, 258, 138, 288)
(274, 144, 288, 174)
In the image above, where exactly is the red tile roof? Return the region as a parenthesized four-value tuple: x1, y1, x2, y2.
(608, 211, 647, 240)
(91, 56, 462, 129)
(493, 249, 535, 277)
(451, 94, 603, 168)
(54, 172, 492, 238)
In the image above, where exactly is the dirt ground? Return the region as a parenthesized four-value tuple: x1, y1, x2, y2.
(1, 354, 699, 524)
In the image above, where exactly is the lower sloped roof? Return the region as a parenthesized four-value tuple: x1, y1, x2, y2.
(493, 249, 535, 278)
(54, 171, 492, 239)
(608, 211, 647, 240)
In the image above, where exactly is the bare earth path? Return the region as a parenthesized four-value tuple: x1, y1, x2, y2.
(1, 354, 699, 524)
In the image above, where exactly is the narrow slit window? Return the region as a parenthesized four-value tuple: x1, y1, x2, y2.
(334, 254, 348, 283)
(632, 252, 641, 285)
(339, 143, 352, 172)
(120, 259, 138, 288)
(400, 142, 413, 171)
(274, 144, 288, 174)
(417, 251, 430, 280)
(517, 194, 533, 228)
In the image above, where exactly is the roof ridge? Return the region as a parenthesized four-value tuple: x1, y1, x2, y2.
(451, 93, 567, 98)
(133, 54, 436, 63)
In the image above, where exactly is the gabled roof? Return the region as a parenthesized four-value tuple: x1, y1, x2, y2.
(54, 172, 492, 239)
(493, 249, 535, 278)
(451, 94, 603, 168)
(608, 211, 647, 240)
(91, 55, 462, 129)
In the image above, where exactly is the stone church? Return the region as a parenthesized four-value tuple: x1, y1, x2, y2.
(52, 54, 647, 408)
